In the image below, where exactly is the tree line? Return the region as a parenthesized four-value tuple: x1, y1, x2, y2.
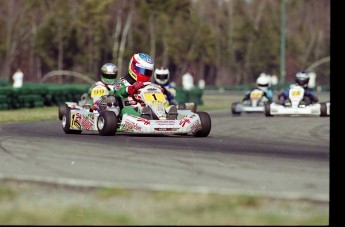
(0, 0, 330, 87)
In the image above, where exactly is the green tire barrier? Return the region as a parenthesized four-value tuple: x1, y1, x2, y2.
(0, 83, 89, 110)
(0, 84, 204, 110)
(175, 87, 204, 105)
(175, 87, 189, 103)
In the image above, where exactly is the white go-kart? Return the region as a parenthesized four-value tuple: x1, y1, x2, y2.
(264, 84, 330, 117)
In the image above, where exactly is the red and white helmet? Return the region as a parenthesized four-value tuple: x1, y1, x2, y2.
(154, 67, 170, 85)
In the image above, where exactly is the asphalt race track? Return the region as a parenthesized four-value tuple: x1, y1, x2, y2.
(0, 110, 330, 202)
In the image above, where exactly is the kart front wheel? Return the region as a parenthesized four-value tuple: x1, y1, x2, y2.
(62, 108, 82, 134)
(264, 102, 273, 117)
(231, 102, 241, 115)
(97, 111, 118, 136)
(320, 103, 329, 117)
(58, 104, 67, 120)
(193, 112, 211, 137)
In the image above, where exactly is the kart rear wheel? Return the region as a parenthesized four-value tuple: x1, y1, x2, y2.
(97, 111, 118, 136)
(193, 112, 211, 137)
(264, 102, 273, 117)
(320, 103, 329, 117)
(62, 108, 82, 134)
(58, 104, 67, 120)
(231, 102, 241, 115)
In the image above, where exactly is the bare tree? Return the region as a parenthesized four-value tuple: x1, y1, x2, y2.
(117, 10, 132, 75)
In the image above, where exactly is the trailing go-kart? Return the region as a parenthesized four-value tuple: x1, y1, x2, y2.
(264, 84, 330, 117)
(231, 88, 269, 115)
(61, 82, 211, 137)
(58, 81, 114, 121)
(61, 94, 120, 135)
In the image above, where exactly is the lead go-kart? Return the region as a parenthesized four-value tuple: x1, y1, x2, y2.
(60, 82, 212, 137)
(58, 89, 198, 121)
(264, 84, 330, 117)
(231, 88, 270, 115)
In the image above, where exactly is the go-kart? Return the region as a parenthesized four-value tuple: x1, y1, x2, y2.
(264, 84, 330, 117)
(58, 81, 114, 120)
(61, 94, 120, 135)
(61, 82, 211, 137)
(231, 88, 269, 115)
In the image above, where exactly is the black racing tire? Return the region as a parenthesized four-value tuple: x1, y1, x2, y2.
(193, 111, 211, 137)
(231, 102, 241, 115)
(58, 104, 67, 120)
(320, 103, 329, 117)
(264, 102, 273, 117)
(97, 111, 118, 136)
(175, 133, 189, 136)
(62, 108, 82, 134)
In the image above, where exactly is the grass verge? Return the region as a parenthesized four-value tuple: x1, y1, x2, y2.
(0, 180, 328, 225)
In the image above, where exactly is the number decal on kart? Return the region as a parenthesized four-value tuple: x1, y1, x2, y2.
(250, 90, 263, 99)
(143, 93, 166, 103)
(291, 91, 301, 96)
(91, 87, 107, 97)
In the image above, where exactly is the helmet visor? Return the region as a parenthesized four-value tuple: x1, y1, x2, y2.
(258, 83, 268, 87)
(297, 79, 308, 86)
(156, 74, 168, 80)
(102, 73, 117, 79)
(134, 65, 153, 77)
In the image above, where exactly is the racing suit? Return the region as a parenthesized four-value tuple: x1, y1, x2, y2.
(113, 76, 145, 117)
(278, 84, 319, 105)
(160, 82, 178, 105)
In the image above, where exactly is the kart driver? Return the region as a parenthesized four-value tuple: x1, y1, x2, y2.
(153, 66, 178, 105)
(243, 74, 274, 102)
(113, 53, 178, 119)
(88, 63, 119, 111)
(278, 71, 319, 105)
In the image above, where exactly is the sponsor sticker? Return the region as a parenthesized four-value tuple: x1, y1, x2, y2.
(122, 120, 142, 132)
(191, 121, 201, 131)
(81, 115, 94, 130)
(137, 118, 150, 125)
(179, 118, 191, 127)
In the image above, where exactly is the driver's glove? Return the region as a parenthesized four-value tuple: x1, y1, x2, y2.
(128, 81, 144, 96)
